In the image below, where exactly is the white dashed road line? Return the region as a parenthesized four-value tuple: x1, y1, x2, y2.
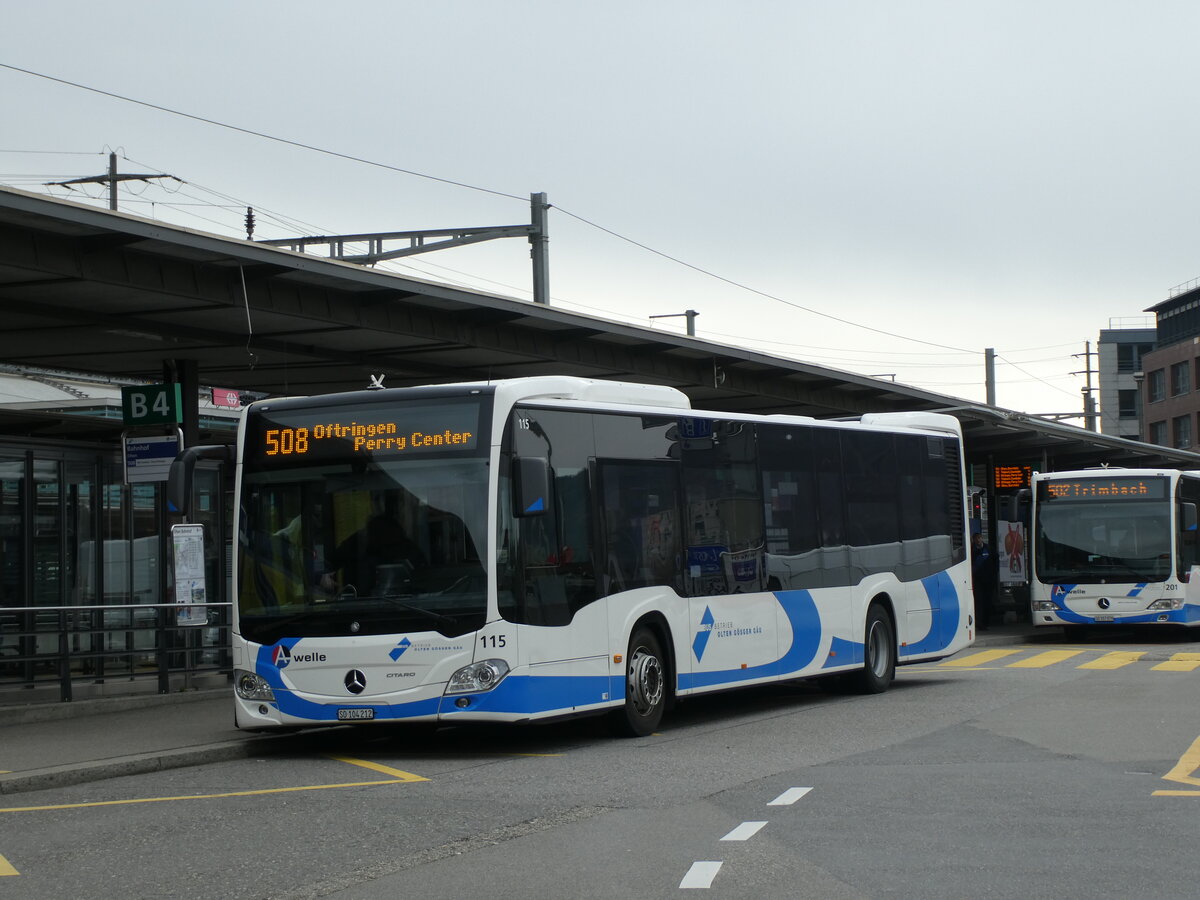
(680, 787, 813, 889)
(720, 821, 767, 841)
(680, 861, 723, 889)
(768, 786, 813, 805)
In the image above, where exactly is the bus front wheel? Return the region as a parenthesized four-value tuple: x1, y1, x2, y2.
(612, 626, 667, 737)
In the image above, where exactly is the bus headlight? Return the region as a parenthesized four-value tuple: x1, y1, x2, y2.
(234, 669, 276, 701)
(1032, 601, 1058, 611)
(1149, 598, 1183, 611)
(446, 659, 510, 695)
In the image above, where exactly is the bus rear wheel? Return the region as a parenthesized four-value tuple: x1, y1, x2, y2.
(852, 605, 896, 694)
(611, 626, 667, 737)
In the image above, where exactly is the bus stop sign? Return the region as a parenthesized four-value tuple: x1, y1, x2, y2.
(121, 383, 182, 426)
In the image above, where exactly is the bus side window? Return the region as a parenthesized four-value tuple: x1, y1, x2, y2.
(600, 461, 682, 596)
(681, 420, 764, 596)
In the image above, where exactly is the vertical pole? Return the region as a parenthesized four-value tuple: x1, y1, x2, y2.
(1082, 340, 1096, 431)
(165, 359, 200, 449)
(530, 192, 550, 305)
(985, 348, 996, 406)
(108, 152, 118, 211)
(685, 310, 698, 336)
(59, 608, 73, 702)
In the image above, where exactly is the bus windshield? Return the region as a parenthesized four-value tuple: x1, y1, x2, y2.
(237, 395, 490, 644)
(1036, 497, 1172, 584)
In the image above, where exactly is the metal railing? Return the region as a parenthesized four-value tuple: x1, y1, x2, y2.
(1168, 277, 1200, 299)
(0, 603, 232, 703)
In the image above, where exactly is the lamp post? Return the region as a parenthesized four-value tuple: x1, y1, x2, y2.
(649, 310, 698, 336)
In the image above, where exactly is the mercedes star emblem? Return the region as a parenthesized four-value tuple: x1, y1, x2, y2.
(1098, 598, 1111, 610)
(344, 669, 367, 694)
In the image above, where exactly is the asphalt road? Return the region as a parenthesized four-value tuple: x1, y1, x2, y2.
(4, 633, 1200, 899)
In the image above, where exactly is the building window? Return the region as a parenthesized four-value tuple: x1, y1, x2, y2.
(1150, 420, 1168, 446)
(1174, 415, 1193, 450)
(1117, 389, 1138, 419)
(1172, 362, 1192, 396)
(1148, 369, 1166, 403)
(1118, 343, 1154, 373)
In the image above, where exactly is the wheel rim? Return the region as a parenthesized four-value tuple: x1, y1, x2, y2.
(867, 619, 890, 678)
(627, 645, 664, 717)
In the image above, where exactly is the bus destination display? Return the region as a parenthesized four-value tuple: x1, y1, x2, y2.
(1038, 476, 1168, 501)
(248, 400, 482, 465)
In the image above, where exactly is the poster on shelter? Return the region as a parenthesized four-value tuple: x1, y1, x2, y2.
(171, 523, 208, 626)
(997, 520, 1027, 585)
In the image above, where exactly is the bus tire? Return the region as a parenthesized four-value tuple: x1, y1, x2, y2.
(852, 604, 895, 694)
(611, 626, 667, 737)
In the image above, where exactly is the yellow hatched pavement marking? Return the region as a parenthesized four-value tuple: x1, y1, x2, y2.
(939, 649, 1023, 668)
(0, 758, 429, 815)
(1154, 734, 1200, 796)
(1151, 653, 1200, 672)
(1006, 650, 1085, 669)
(1079, 651, 1145, 670)
(0, 853, 18, 876)
(324, 756, 430, 781)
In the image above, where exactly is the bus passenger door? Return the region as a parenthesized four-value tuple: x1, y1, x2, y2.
(503, 413, 610, 713)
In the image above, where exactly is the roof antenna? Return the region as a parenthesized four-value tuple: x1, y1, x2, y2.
(368, 374, 386, 390)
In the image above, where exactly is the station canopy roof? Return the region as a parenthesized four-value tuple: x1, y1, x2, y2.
(0, 184, 1196, 474)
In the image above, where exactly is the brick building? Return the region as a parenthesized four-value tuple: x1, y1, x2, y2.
(1142, 285, 1200, 450)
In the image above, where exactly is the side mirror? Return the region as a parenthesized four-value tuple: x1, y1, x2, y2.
(168, 445, 233, 515)
(1183, 501, 1199, 533)
(512, 456, 551, 518)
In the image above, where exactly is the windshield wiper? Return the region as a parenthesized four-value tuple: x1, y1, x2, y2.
(377, 594, 458, 628)
(240, 607, 329, 639)
(334, 586, 458, 628)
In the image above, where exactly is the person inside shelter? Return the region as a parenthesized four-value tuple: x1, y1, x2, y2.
(971, 524, 998, 630)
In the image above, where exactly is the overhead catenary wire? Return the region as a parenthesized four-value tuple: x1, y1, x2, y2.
(0, 66, 1100, 395)
(0, 64, 986, 356)
(0, 64, 524, 203)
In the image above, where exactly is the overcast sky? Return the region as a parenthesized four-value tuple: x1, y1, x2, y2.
(4, 1, 1198, 421)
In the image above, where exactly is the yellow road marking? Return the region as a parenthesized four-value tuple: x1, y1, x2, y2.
(1153, 790, 1200, 797)
(1152, 653, 1200, 672)
(1161, 734, 1200, 788)
(939, 649, 1023, 668)
(0, 853, 17, 876)
(0, 778, 421, 814)
(325, 756, 430, 780)
(1079, 651, 1144, 670)
(1007, 650, 1085, 669)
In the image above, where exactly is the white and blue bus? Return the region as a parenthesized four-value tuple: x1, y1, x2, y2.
(178, 376, 974, 736)
(1030, 468, 1200, 634)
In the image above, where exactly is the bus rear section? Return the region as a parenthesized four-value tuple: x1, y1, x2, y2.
(1030, 469, 1200, 630)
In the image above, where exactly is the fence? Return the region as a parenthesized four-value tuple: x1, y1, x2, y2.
(0, 603, 231, 703)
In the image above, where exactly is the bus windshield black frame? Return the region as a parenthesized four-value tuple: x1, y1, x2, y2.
(1035, 476, 1172, 584)
(237, 391, 493, 644)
